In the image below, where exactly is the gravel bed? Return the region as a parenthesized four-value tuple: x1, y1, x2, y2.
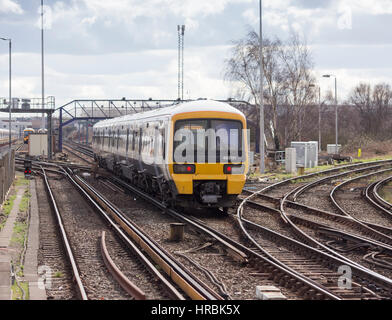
(242, 204, 297, 240)
(46, 176, 132, 300)
(36, 178, 77, 300)
(84, 176, 301, 300)
(296, 224, 392, 283)
(335, 174, 392, 228)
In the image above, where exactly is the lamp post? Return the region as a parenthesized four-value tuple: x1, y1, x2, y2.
(323, 74, 338, 154)
(259, 0, 265, 174)
(309, 84, 322, 152)
(0, 37, 11, 149)
(41, 0, 45, 129)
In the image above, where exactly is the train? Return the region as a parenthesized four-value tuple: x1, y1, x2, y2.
(23, 128, 35, 144)
(0, 128, 18, 145)
(92, 100, 249, 211)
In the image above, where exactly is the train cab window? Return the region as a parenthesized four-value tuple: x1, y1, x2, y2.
(174, 119, 243, 163)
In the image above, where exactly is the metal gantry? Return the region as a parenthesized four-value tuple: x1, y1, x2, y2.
(55, 98, 254, 152)
(0, 96, 55, 158)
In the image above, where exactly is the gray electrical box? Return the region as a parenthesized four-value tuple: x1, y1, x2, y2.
(285, 148, 297, 173)
(291, 141, 319, 168)
(327, 144, 341, 155)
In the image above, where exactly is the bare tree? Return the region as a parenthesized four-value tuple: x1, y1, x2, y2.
(349, 82, 392, 139)
(279, 34, 316, 142)
(225, 30, 315, 150)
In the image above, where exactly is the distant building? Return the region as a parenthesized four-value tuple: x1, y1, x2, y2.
(0, 118, 33, 138)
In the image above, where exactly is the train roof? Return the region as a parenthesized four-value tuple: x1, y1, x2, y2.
(94, 100, 246, 129)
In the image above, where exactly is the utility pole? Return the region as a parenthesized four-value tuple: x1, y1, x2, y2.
(41, 0, 45, 129)
(177, 25, 185, 100)
(259, 0, 265, 174)
(0, 38, 12, 149)
(323, 74, 338, 154)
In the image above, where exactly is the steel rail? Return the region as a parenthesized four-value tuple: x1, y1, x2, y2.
(107, 176, 343, 299)
(260, 159, 392, 197)
(40, 167, 88, 300)
(280, 191, 392, 297)
(100, 231, 146, 300)
(329, 168, 392, 244)
(243, 188, 392, 237)
(65, 169, 221, 300)
(110, 176, 248, 263)
(292, 163, 392, 202)
(373, 176, 392, 210)
(239, 172, 392, 298)
(15, 157, 92, 171)
(64, 168, 185, 300)
(287, 214, 392, 256)
(63, 145, 93, 164)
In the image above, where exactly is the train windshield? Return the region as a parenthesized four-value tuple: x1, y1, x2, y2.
(174, 119, 243, 163)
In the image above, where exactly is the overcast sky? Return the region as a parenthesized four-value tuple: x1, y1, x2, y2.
(0, 0, 391, 107)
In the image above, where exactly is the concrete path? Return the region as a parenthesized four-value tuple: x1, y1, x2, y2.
(24, 180, 46, 300)
(0, 187, 25, 300)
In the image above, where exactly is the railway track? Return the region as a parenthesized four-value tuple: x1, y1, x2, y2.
(238, 194, 392, 299)
(55, 143, 392, 299)
(105, 175, 358, 300)
(59, 166, 224, 300)
(41, 167, 88, 300)
(39, 166, 188, 300)
(238, 160, 392, 299)
(64, 141, 94, 159)
(366, 176, 392, 214)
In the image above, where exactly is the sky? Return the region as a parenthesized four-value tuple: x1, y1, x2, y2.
(0, 0, 391, 108)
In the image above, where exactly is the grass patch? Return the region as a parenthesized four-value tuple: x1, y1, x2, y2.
(19, 190, 30, 213)
(15, 177, 29, 187)
(10, 221, 28, 247)
(11, 281, 29, 300)
(248, 155, 392, 182)
(54, 271, 64, 278)
(3, 194, 16, 217)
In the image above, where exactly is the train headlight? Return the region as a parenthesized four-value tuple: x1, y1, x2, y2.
(224, 164, 244, 174)
(173, 164, 196, 174)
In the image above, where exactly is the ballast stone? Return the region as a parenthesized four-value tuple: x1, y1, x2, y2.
(256, 286, 287, 300)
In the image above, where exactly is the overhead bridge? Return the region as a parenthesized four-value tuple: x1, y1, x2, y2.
(56, 98, 254, 152)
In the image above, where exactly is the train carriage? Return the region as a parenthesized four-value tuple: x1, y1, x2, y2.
(93, 100, 248, 210)
(0, 128, 18, 145)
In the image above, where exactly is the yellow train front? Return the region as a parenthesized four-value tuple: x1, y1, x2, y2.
(23, 128, 35, 144)
(168, 109, 248, 209)
(93, 100, 248, 210)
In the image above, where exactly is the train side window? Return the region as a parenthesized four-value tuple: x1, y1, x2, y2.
(117, 129, 120, 150)
(132, 130, 137, 151)
(139, 128, 143, 154)
(126, 129, 129, 153)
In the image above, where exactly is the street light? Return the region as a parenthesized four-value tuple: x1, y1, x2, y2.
(309, 84, 322, 152)
(0, 37, 11, 149)
(259, 0, 265, 174)
(323, 74, 338, 154)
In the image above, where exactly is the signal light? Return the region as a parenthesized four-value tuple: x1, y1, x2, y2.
(173, 164, 196, 174)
